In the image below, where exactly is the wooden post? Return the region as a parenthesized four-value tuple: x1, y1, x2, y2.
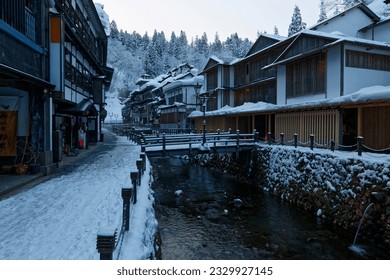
(136, 159, 143, 186)
(268, 132, 272, 145)
(357, 107, 363, 137)
(254, 129, 258, 142)
(331, 140, 335, 152)
(357, 136, 363, 156)
(131, 172, 138, 204)
(294, 133, 298, 148)
(310, 134, 314, 150)
(121, 188, 132, 231)
(280, 133, 284, 146)
(96, 229, 117, 260)
(140, 152, 146, 172)
(162, 133, 166, 157)
(236, 130, 240, 148)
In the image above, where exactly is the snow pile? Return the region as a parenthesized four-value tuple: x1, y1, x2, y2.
(0, 133, 158, 259)
(189, 102, 278, 118)
(118, 158, 158, 260)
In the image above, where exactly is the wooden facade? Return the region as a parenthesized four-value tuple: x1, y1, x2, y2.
(360, 105, 390, 150)
(0, 0, 55, 170)
(275, 110, 340, 146)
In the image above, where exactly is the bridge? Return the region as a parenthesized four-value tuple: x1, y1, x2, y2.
(129, 130, 258, 158)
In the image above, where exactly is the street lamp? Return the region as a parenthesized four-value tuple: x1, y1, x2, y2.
(202, 97, 207, 145)
(194, 83, 204, 143)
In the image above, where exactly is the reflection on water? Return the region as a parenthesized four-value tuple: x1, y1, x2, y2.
(150, 157, 389, 260)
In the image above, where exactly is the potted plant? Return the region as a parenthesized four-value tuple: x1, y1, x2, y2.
(15, 162, 28, 175)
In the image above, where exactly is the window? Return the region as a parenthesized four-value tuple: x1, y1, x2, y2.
(286, 53, 326, 98)
(346, 50, 390, 71)
(206, 69, 218, 91)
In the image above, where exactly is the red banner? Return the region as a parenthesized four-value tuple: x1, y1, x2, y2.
(0, 111, 18, 156)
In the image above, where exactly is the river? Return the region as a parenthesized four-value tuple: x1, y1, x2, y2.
(150, 156, 389, 260)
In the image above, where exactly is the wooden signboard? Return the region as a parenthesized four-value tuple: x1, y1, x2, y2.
(0, 111, 18, 156)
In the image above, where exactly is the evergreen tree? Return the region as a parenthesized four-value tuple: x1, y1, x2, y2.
(225, 33, 249, 58)
(343, 0, 361, 9)
(143, 45, 158, 77)
(168, 31, 177, 57)
(288, 5, 307, 37)
(138, 32, 148, 51)
(384, 2, 390, 17)
(318, 0, 328, 23)
(151, 30, 167, 58)
(194, 32, 209, 55)
(110, 20, 119, 38)
(210, 32, 223, 54)
(334, 6, 340, 16)
(274, 26, 279, 36)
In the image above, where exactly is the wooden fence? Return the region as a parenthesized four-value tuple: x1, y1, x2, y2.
(275, 109, 340, 147)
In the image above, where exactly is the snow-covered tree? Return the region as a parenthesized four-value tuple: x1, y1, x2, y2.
(318, 0, 328, 22)
(343, 0, 361, 9)
(274, 26, 279, 36)
(194, 32, 209, 55)
(140, 32, 150, 51)
(288, 5, 307, 36)
(109, 20, 119, 38)
(143, 44, 159, 77)
(210, 32, 223, 54)
(168, 31, 177, 57)
(225, 33, 251, 58)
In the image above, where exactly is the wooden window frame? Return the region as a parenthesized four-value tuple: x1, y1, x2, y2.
(286, 53, 327, 98)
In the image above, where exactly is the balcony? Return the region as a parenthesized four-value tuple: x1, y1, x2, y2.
(59, 0, 103, 66)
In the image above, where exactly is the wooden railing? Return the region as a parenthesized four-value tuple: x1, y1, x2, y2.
(127, 130, 257, 157)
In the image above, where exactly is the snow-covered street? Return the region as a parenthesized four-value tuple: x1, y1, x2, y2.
(0, 129, 157, 260)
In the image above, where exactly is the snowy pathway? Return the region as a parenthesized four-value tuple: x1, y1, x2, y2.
(0, 133, 157, 260)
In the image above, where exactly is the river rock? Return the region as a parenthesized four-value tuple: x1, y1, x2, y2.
(206, 208, 221, 221)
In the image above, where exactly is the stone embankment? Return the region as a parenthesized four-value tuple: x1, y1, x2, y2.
(191, 145, 390, 248)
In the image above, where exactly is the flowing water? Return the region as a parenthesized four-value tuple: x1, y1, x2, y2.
(150, 157, 389, 260)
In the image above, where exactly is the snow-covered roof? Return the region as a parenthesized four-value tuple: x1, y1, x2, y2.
(263, 28, 390, 70)
(163, 76, 204, 92)
(189, 85, 390, 118)
(310, 2, 380, 31)
(303, 29, 390, 48)
(94, 3, 110, 36)
(188, 102, 278, 118)
(158, 102, 187, 110)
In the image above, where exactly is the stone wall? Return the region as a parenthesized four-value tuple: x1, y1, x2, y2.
(190, 146, 390, 248)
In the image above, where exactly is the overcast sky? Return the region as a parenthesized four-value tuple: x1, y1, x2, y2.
(93, 0, 321, 41)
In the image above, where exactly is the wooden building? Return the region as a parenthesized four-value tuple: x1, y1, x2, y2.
(50, 0, 113, 154)
(0, 0, 112, 175)
(191, 3, 390, 150)
(0, 0, 55, 172)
